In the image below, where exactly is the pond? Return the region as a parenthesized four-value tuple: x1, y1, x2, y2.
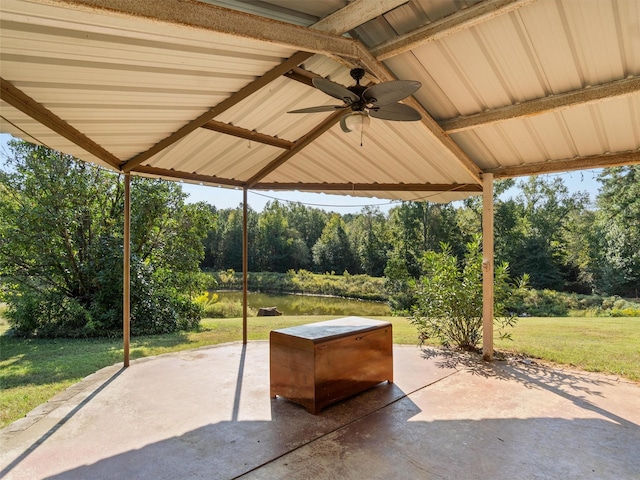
(214, 291, 391, 317)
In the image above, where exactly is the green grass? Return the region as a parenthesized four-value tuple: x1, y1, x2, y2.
(1, 315, 639, 430)
(494, 316, 640, 381)
(0, 315, 416, 429)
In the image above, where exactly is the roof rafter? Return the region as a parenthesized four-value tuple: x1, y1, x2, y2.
(371, 0, 537, 61)
(132, 165, 244, 187)
(440, 76, 640, 133)
(122, 51, 312, 172)
(201, 120, 294, 149)
(0, 77, 122, 169)
(245, 108, 345, 188)
(487, 149, 640, 178)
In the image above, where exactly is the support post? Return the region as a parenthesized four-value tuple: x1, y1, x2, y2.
(123, 173, 131, 367)
(242, 188, 248, 344)
(482, 173, 494, 361)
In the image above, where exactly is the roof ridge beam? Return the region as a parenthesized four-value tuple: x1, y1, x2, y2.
(0, 77, 122, 170)
(440, 76, 640, 133)
(371, 0, 537, 61)
(40, 0, 361, 59)
(312, 0, 409, 34)
(487, 149, 640, 178)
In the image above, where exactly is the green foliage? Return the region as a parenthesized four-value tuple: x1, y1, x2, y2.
(509, 289, 640, 318)
(0, 141, 213, 337)
(594, 166, 640, 297)
(348, 206, 389, 277)
(312, 214, 358, 273)
(409, 235, 525, 351)
(198, 172, 635, 300)
(200, 292, 257, 318)
(210, 269, 387, 301)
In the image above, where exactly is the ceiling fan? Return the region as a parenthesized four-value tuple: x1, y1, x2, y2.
(288, 68, 422, 134)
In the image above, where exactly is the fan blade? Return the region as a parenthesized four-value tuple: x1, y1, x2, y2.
(288, 105, 345, 113)
(363, 80, 421, 106)
(369, 103, 422, 121)
(313, 77, 360, 103)
(340, 114, 351, 133)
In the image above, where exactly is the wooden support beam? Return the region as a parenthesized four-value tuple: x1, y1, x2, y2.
(371, 0, 536, 61)
(0, 77, 122, 170)
(283, 67, 321, 87)
(312, 0, 410, 34)
(486, 150, 640, 178)
(201, 120, 294, 149)
(42, 0, 360, 59)
(123, 173, 131, 367)
(482, 172, 494, 362)
(132, 165, 245, 187)
(245, 109, 345, 188)
(253, 182, 482, 192)
(122, 51, 312, 172)
(242, 188, 248, 345)
(440, 76, 640, 133)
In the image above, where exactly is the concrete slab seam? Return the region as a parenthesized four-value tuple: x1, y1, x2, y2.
(230, 368, 463, 480)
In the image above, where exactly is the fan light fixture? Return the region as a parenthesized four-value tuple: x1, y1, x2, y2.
(342, 111, 370, 133)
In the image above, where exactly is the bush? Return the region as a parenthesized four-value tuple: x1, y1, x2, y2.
(409, 235, 525, 351)
(201, 292, 256, 318)
(508, 290, 640, 317)
(209, 269, 387, 301)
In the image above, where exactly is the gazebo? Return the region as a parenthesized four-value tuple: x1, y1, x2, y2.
(1, 0, 638, 364)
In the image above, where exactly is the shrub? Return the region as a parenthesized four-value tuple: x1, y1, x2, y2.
(202, 293, 256, 318)
(208, 269, 387, 301)
(409, 235, 525, 351)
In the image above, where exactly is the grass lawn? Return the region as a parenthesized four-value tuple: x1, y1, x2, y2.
(494, 316, 640, 381)
(1, 314, 639, 429)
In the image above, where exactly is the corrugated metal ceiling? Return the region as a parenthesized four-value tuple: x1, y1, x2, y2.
(1, 0, 638, 202)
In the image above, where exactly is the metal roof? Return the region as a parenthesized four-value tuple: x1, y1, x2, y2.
(1, 0, 638, 202)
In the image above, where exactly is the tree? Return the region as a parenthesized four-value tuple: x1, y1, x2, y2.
(312, 214, 357, 273)
(254, 201, 310, 272)
(503, 176, 588, 290)
(594, 166, 640, 296)
(286, 202, 327, 268)
(348, 206, 389, 276)
(0, 141, 213, 337)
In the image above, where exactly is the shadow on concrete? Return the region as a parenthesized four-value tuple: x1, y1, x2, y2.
(3, 343, 639, 480)
(42, 403, 640, 479)
(42, 380, 415, 480)
(420, 346, 638, 428)
(0, 367, 126, 479)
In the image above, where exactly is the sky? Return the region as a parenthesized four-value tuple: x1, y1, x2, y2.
(1, 133, 602, 213)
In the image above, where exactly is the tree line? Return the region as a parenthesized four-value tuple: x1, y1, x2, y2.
(1, 140, 637, 337)
(202, 167, 639, 300)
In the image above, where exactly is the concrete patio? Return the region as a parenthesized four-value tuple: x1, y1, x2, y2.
(1, 341, 639, 480)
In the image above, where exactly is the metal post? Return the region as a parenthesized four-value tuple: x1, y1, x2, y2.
(123, 173, 131, 367)
(482, 173, 494, 361)
(242, 188, 248, 344)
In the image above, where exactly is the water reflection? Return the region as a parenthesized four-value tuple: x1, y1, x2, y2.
(213, 291, 391, 317)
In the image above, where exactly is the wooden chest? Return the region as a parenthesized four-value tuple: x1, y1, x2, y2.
(270, 317, 393, 414)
